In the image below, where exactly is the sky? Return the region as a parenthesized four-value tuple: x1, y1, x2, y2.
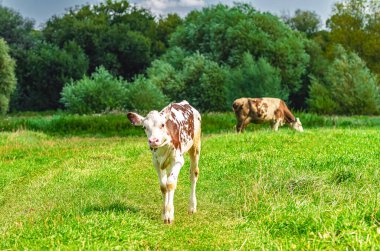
(1, 0, 339, 28)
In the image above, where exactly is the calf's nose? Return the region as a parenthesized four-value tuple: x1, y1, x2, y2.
(149, 138, 159, 144)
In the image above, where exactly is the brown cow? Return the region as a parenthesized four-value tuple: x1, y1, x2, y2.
(232, 97, 303, 133)
(127, 101, 201, 224)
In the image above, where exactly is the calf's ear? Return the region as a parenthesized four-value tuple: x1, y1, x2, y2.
(127, 112, 144, 126)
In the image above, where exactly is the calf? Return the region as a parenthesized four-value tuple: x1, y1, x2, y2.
(127, 101, 201, 224)
(232, 97, 303, 133)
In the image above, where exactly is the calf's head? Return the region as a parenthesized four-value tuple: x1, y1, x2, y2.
(290, 118, 304, 132)
(127, 111, 170, 148)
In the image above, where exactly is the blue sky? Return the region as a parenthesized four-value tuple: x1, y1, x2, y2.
(1, 0, 339, 27)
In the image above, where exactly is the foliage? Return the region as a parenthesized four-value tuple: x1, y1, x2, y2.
(180, 53, 227, 111)
(2, 111, 380, 137)
(225, 53, 285, 108)
(308, 45, 380, 115)
(307, 78, 339, 114)
(61, 66, 128, 114)
(146, 52, 227, 111)
(170, 4, 310, 96)
(327, 0, 380, 74)
(291, 39, 330, 110)
(0, 39, 16, 115)
(43, 0, 181, 79)
(282, 9, 321, 37)
(0, 5, 35, 50)
(1, 129, 380, 249)
(147, 59, 184, 101)
(157, 14, 183, 48)
(11, 41, 89, 111)
(125, 76, 169, 113)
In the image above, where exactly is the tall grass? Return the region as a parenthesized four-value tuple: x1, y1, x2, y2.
(0, 112, 380, 136)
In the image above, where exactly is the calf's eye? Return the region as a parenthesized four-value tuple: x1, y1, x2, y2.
(161, 124, 165, 128)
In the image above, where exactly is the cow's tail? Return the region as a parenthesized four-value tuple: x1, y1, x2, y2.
(281, 101, 296, 123)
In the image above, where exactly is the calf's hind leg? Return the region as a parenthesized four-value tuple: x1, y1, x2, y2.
(188, 138, 201, 214)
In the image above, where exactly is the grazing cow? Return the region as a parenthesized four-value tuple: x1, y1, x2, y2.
(127, 101, 201, 224)
(232, 97, 303, 133)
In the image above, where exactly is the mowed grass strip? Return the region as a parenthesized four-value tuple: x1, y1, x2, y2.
(0, 128, 379, 249)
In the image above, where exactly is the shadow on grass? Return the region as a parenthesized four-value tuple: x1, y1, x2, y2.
(83, 202, 139, 214)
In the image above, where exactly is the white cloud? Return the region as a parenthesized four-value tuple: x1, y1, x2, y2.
(134, 0, 205, 16)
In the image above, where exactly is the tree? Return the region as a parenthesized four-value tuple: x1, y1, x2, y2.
(308, 45, 380, 115)
(282, 9, 321, 37)
(61, 66, 128, 114)
(125, 76, 169, 112)
(0, 38, 16, 114)
(291, 39, 330, 110)
(226, 53, 285, 108)
(0, 5, 35, 49)
(180, 53, 227, 111)
(147, 59, 184, 101)
(146, 52, 227, 111)
(12, 41, 89, 111)
(157, 14, 183, 48)
(327, 0, 380, 74)
(170, 4, 310, 99)
(43, 0, 176, 79)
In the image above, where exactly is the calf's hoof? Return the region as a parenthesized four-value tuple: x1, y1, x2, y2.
(188, 207, 197, 214)
(164, 218, 173, 224)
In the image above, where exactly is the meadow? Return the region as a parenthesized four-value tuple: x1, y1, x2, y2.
(1, 114, 379, 249)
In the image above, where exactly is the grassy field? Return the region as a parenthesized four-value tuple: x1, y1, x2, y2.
(1, 127, 380, 249)
(1, 112, 380, 137)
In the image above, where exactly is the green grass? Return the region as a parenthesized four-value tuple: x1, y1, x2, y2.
(1, 128, 380, 249)
(1, 112, 380, 137)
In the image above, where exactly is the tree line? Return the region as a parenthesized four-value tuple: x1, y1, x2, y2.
(0, 0, 379, 115)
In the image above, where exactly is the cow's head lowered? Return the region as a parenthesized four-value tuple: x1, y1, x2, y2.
(127, 111, 170, 148)
(289, 118, 304, 132)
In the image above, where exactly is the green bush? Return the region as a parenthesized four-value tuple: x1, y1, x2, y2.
(181, 53, 227, 112)
(0, 38, 16, 115)
(170, 4, 309, 96)
(1, 112, 380, 137)
(125, 76, 169, 113)
(147, 59, 184, 101)
(61, 66, 128, 114)
(12, 41, 89, 111)
(308, 45, 380, 115)
(226, 53, 286, 108)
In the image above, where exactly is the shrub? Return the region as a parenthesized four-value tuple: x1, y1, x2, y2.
(12, 41, 89, 111)
(147, 59, 184, 101)
(181, 53, 227, 111)
(308, 45, 380, 115)
(170, 4, 309, 96)
(226, 53, 286, 108)
(146, 52, 227, 112)
(125, 76, 169, 113)
(0, 38, 16, 115)
(61, 66, 128, 114)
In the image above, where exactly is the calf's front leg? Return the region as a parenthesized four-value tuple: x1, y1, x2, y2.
(164, 154, 184, 224)
(154, 165, 168, 221)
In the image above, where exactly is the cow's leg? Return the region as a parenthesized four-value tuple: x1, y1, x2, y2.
(188, 139, 200, 214)
(164, 153, 184, 224)
(236, 119, 244, 133)
(155, 164, 168, 221)
(237, 117, 251, 133)
(273, 119, 281, 131)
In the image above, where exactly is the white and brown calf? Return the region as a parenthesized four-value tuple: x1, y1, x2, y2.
(127, 101, 201, 224)
(232, 97, 304, 133)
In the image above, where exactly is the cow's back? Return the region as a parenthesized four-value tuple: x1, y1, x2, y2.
(162, 101, 201, 153)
